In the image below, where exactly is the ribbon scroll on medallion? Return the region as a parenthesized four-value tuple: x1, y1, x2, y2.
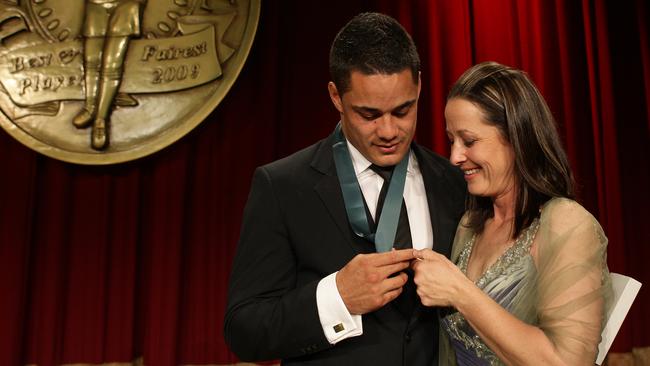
(0, 0, 260, 164)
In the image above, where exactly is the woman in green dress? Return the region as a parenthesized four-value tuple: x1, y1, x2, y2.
(412, 61, 613, 365)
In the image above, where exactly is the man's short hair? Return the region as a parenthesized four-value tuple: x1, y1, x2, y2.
(329, 12, 421, 95)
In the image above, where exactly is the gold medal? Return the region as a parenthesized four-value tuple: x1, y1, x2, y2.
(0, 0, 260, 164)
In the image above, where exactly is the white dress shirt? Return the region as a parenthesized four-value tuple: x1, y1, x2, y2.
(316, 141, 433, 344)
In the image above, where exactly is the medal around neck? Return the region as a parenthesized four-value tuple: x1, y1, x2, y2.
(332, 123, 409, 252)
(0, 0, 260, 164)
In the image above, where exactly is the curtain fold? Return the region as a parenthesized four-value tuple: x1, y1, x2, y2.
(0, 1, 647, 365)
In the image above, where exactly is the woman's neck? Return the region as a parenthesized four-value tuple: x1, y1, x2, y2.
(491, 186, 517, 225)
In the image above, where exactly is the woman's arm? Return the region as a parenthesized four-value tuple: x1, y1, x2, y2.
(413, 250, 568, 365)
(413, 200, 609, 365)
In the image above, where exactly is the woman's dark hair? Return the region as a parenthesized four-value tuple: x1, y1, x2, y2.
(448, 61, 575, 238)
(329, 12, 420, 95)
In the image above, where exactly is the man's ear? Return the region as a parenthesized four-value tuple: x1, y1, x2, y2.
(417, 71, 422, 97)
(328, 82, 344, 113)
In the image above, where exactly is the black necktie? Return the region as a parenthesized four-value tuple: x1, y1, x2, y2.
(369, 164, 412, 249)
(370, 164, 416, 317)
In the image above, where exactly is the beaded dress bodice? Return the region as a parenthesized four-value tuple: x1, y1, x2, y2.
(441, 219, 540, 365)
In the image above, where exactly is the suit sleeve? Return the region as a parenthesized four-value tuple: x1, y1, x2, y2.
(224, 167, 332, 361)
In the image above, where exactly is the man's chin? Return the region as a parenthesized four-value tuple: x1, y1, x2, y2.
(371, 153, 406, 167)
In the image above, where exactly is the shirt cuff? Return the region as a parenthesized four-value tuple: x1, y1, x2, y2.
(316, 272, 363, 344)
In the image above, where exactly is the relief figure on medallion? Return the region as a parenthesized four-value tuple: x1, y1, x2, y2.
(73, 0, 147, 150)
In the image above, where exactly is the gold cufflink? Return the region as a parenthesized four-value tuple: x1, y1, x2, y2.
(333, 323, 345, 333)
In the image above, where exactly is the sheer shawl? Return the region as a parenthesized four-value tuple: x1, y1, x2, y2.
(439, 198, 613, 365)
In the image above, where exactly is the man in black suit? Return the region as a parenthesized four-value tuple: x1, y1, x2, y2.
(224, 12, 466, 365)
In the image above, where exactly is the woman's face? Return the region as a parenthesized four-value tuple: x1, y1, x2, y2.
(445, 98, 516, 201)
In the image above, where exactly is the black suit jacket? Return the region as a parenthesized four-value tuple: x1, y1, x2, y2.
(224, 131, 466, 365)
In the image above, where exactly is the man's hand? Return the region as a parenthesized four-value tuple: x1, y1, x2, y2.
(336, 249, 414, 315)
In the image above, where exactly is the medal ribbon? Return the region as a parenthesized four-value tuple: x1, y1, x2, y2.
(332, 123, 409, 252)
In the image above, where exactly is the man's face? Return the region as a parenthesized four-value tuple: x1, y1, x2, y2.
(329, 69, 420, 167)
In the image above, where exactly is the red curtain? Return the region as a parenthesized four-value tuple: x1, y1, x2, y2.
(0, 1, 648, 365)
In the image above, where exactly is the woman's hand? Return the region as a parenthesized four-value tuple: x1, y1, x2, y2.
(411, 249, 472, 307)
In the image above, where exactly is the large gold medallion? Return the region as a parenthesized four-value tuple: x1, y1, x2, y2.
(0, 0, 260, 164)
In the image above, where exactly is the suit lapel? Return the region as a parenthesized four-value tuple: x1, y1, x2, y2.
(311, 138, 458, 257)
(408, 145, 457, 324)
(413, 145, 447, 256)
(312, 132, 375, 254)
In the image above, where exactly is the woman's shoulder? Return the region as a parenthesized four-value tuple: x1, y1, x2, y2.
(459, 211, 471, 225)
(455, 211, 475, 236)
(540, 197, 595, 223)
(539, 197, 605, 239)
(451, 211, 474, 261)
